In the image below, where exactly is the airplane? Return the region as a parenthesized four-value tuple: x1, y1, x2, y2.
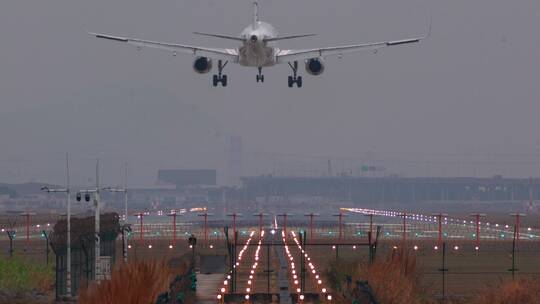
(90, 1, 429, 88)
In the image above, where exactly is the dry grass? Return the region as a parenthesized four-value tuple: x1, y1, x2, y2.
(78, 260, 173, 304)
(471, 278, 540, 304)
(326, 247, 434, 304)
(359, 247, 427, 304)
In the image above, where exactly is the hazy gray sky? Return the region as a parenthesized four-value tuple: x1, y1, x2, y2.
(1, 0, 540, 186)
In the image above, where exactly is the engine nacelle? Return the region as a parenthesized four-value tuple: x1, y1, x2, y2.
(193, 57, 213, 74)
(305, 58, 325, 76)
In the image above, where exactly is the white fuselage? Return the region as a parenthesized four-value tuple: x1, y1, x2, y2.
(238, 21, 279, 67)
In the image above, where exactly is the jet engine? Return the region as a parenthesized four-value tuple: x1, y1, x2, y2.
(305, 58, 325, 76)
(193, 57, 213, 74)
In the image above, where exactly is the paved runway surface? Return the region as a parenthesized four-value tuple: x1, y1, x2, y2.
(196, 274, 223, 303)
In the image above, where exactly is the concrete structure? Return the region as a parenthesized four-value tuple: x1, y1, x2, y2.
(158, 169, 217, 189)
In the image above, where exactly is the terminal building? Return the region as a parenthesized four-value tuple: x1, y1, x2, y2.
(240, 176, 540, 205)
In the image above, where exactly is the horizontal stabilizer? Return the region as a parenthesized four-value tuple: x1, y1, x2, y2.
(193, 32, 244, 42)
(264, 34, 317, 42)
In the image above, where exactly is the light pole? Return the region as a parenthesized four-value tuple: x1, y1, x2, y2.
(253, 212, 268, 235)
(469, 213, 486, 250)
(42, 230, 51, 266)
(5, 219, 16, 258)
(401, 211, 407, 244)
(40, 153, 72, 297)
(19, 212, 36, 249)
(304, 213, 319, 239)
(76, 160, 102, 281)
(134, 212, 146, 244)
(277, 213, 292, 239)
(364, 213, 378, 247)
(198, 212, 213, 245)
(510, 213, 526, 245)
(227, 213, 242, 243)
(433, 213, 448, 248)
(103, 186, 128, 262)
(332, 212, 347, 242)
(167, 211, 179, 247)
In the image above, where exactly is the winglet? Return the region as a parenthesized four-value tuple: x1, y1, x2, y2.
(424, 17, 433, 39)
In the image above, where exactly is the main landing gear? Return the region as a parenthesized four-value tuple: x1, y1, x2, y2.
(213, 60, 228, 87)
(256, 67, 265, 83)
(287, 61, 302, 88)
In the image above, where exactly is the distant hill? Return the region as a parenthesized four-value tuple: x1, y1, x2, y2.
(0, 186, 17, 198)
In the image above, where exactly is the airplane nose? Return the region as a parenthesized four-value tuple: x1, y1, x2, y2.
(250, 35, 258, 43)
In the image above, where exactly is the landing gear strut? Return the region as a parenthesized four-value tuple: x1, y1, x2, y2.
(287, 61, 302, 88)
(256, 67, 265, 83)
(213, 60, 228, 87)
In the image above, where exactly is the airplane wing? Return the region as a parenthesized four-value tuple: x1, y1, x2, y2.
(276, 34, 427, 63)
(193, 32, 317, 43)
(89, 32, 239, 62)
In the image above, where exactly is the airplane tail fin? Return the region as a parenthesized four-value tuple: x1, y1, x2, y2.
(253, 1, 259, 25)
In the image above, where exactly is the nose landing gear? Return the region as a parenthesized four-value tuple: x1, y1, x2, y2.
(287, 61, 302, 88)
(256, 67, 265, 83)
(213, 60, 228, 87)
